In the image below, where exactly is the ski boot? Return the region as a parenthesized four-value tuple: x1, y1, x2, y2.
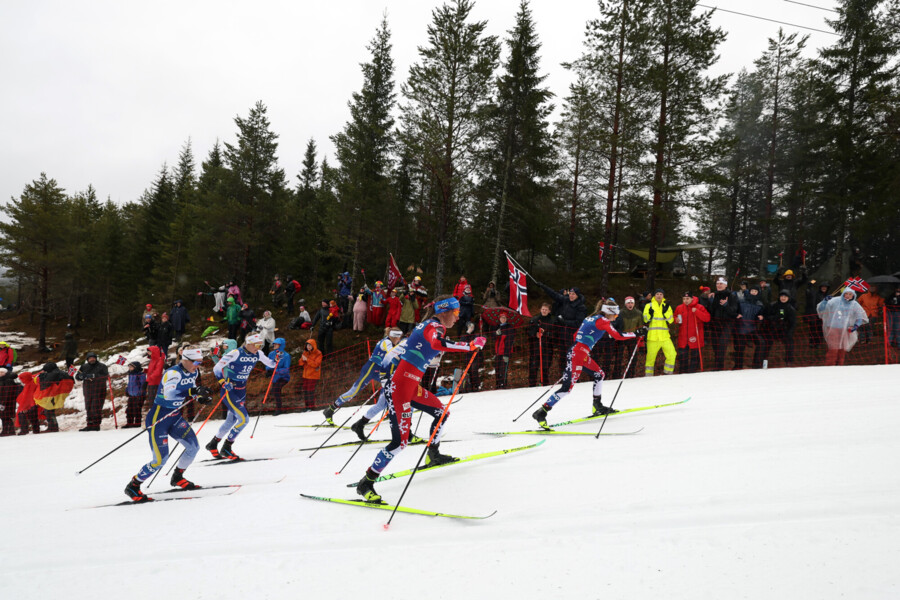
(425, 443, 457, 467)
(170, 468, 200, 490)
(532, 405, 550, 429)
(356, 468, 382, 503)
(124, 476, 151, 503)
(409, 432, 425, 445)
(350, 417, 369, 441)
(322, 403, 337, 426)
(592, 395, 618, 416)
(205, 436, 221, 459)
(220, 440, 241, 461)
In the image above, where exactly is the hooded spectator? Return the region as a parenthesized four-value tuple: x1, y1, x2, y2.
(266, 337, 291, 415)
(225, 296, 241, 339)
(124, 361, 147, 428)
(0, 367, 21, 435)
(16, 371, 40, 435)
(642, 289, 676, 376)
(170, 300, 190, 339)
(352, 292, 369, 332)
(257, 310, 276, 354)
(297, 338, 323, 411)
(156, 312, 175, 356)
(284, 276, 301, 315)
(146, 345, 165, 404)
(817, 287, 868, 366)
(483, 281, 501, 308)
(453, 276, 469, 299)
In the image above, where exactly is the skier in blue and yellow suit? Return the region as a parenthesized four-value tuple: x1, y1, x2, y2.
(321, 328, 404, 425)
(124, 347, 212, 502)
(642, 288, 677, 376)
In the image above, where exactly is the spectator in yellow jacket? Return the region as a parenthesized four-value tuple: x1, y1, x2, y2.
(642, 289, 676, 376)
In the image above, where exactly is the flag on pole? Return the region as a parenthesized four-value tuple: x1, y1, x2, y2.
(386, 253, 405, 290)
(115, 355, 127, 366)
(598, 242, 605, 263)
(843, 277, 869, 293)
(67, 365, 78, 377)
(506, 253, 532, 317)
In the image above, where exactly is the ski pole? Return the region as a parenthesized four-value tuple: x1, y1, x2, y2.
(335, 405, 389, 475)
(512, 376, 562, 422)
(385, 349, 479, 528)
(250, 354, 281, 439)
(695, 318, 704, 372)
(595, 338, 643, 438)
(308, 388, 379, 458)
(74, 402, 193, 475)
(107, 376, 119, 429)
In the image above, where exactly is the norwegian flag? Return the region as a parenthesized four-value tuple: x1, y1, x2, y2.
(386, 253, 405, 290)
(598, 242, 605, 263)
(115, 355, 127, 366)
(843, 277, 869, 293)
(506, 254, 532, 317)
(67, 365, 77, 377)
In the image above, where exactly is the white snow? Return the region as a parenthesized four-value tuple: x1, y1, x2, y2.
(1, 364, 898, 599)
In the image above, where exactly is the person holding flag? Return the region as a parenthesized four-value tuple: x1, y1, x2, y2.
(817, 286, 868, 366)
(356, 296, 486, 503)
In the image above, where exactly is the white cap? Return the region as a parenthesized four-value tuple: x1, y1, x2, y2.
(245, 333, 263, 345)
(182, 348, 203, 361)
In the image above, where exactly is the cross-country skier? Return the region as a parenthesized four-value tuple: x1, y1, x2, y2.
(355, 296, 486, 502)
(321, 328, 405, 425)
(124, 347, 212, 502)
(206, 333, 277, 460)
(532, 299, 645, 429)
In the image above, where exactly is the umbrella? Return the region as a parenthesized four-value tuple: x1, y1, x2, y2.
(868, 275, 900, 284)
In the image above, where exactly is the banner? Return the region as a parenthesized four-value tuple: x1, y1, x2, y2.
(598, 242, 605, 263)
(506, 254, 532, 316)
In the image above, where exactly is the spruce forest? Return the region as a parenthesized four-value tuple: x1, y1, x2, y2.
(2, 0, 898, 348)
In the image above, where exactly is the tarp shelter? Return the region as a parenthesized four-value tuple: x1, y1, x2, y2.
(809, 250, 876, 284)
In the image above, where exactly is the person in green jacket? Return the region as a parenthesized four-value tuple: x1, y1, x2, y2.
(642, 289, 676, 376)
(618, 296, 643, 378)
(398, 289, 417, 334)
(225, 297, 241, 340)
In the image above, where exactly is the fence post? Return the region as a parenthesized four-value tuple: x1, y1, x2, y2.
(884, 305, 889, 365)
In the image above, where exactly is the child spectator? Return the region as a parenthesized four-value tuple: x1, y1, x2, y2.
(16, 371, 40, 435)
(124, 361, 147, 428)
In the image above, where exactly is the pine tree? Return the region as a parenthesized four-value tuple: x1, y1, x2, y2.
(0, 174, 72, 348)
(331, 15, 397, 277)
(644, 0, 727, 288)
(480, 0, 556, 282)
(400, 0, 500, 293)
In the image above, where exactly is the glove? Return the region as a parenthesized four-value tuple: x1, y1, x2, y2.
(536, 329, 543, 339)
(849, 324, 859, 332)
(495, 329, 502, 336)
(219, 379, 234, 391)
(634, 326, 648, 338)
(192, 385, 213, 405)
(469, 336, 487, 350)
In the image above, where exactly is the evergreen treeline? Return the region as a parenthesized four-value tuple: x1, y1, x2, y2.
(2, 0, 898, 349)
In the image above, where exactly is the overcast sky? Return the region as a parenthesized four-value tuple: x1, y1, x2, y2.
(0, 0, 839, 206)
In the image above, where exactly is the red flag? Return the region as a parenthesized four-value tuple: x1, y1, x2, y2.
(598, 242, 605, 262)
(115, 355, 127, 365)
(386, 253, 405, 290)
(506, 255, 532, 316)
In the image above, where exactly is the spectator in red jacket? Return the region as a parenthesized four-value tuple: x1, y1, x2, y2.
(493, 312, 516, 389)
(16, 371, 40, 435)
(145, 345, 165, 404)
(674, 291, 711, 374)
(384, 289, 403, 328)
(0, 342, 16, 369)
(452, 276, 469, 299)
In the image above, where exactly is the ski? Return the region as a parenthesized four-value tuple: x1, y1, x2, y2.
(547, 397, 691, 428)
(277, 398, 463, 429)
(298, 438, 457, 452)
(300, 493, 495, 520)
(152, 475, 286, 495)
(198, 457, 278, 466)
(345, 440, 546, 487)
(476, 428, 643, 436)
(82, 485, 240, 509)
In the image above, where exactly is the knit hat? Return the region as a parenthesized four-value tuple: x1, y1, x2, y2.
(699, 286, 711, 293)
(654, 288, 665, 295)
(779, 290, 791, 299)
(624, 296, 635, 304)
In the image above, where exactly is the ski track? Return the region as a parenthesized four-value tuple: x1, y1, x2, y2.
(1, 363, 898, 599)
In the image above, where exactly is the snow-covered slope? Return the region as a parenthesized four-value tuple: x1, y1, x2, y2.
(1, 364, 898, 599)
